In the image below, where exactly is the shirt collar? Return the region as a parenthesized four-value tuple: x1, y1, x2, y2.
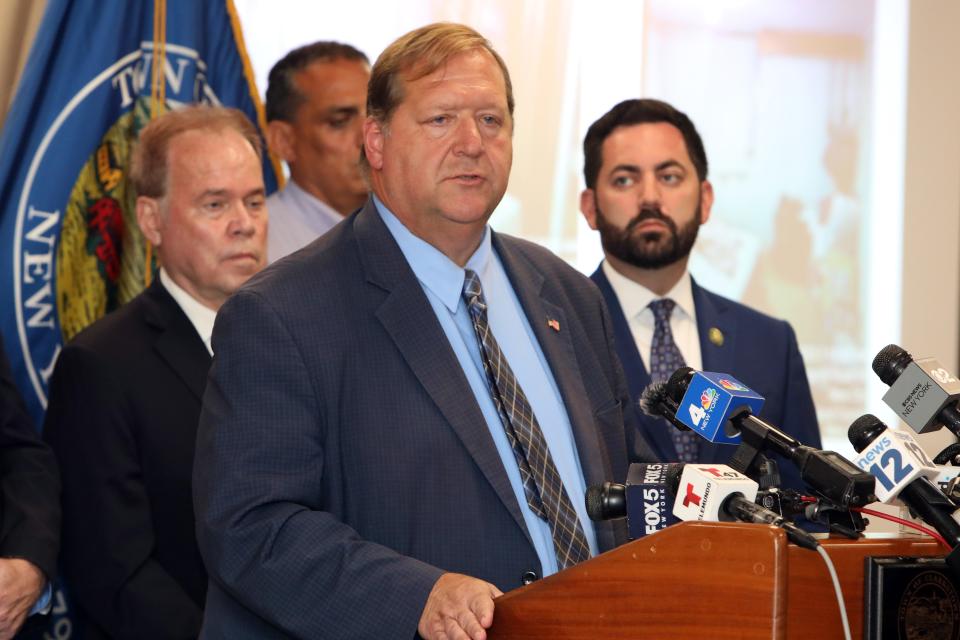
(158, 268, 217, 355)
(373, 194, 492, 313)
(601, 260, 697, 323)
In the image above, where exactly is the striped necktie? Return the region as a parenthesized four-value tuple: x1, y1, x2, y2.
(462, 269, 590, 570)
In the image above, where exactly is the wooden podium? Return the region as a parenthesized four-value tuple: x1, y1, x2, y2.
(488, 522, 944, 639)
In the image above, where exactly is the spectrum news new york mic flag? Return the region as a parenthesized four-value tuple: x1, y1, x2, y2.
(0, 1, 278, 636)
(0, 0, 280, 428)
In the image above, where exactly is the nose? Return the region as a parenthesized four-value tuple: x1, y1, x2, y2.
(640, 172, 662, 207)
(352, 114, 364, 148)
(228, 202, 258, 238)
(453, 117, 483, 157)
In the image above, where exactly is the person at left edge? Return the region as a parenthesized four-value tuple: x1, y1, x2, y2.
(0, 335, 59, 639)
(42, 105, 268, 638)
(194, 22, 655, 640)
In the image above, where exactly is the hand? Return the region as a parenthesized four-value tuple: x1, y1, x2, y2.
(0, 558, 44, 639)
(417, 572, 503, 640)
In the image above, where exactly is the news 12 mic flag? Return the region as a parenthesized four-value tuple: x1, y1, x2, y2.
(0, 0, 279, 425)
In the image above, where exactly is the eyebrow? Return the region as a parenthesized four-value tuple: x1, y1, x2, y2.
(609, 160, 686, 174)
(431, 101, 507, 112)
(197, 187, 266, 200)
(325, 105, 361, 117)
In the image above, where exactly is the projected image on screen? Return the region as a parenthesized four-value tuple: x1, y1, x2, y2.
(636, 0, 882, 449)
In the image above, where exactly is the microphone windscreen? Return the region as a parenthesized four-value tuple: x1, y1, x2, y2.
(872, 344, 910, 386)
(847, 414, 886, 452)
(638, 381, 669, 418)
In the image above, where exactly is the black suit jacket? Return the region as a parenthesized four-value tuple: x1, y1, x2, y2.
(0, 335, 59, 581)
(591, 266, 822, 491)
(43, 279, 210, 638)
(194, 200, 654, 638)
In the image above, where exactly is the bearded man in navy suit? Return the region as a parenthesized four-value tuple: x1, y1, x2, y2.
(194, 22, 654, 640)
(579, 98, 821, 490)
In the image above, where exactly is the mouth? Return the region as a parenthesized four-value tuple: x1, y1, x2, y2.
(632, 219, 669, 233)
(225, 252, 260, 263)
(447, 173, 486, 186)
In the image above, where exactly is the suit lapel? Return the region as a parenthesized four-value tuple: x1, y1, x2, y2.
(692, 278, 738, 463)
(141, 279, 212, 401)
(590, 267, 676, 461)
(354, 203, 531, 544)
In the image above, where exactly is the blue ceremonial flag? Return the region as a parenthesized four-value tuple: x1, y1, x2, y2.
(0, 0, 279, 428)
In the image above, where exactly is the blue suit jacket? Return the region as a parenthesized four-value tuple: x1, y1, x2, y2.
(194, 201, 652, 638)
(590, 266, 821, 491)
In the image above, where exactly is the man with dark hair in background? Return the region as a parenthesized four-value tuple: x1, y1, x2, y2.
(579, 98, 820, 489)
(265, 41, 370, 262)
(43, 105, 267, 638)
(195, 23, 652, 640)
(0, 336, 59, 639)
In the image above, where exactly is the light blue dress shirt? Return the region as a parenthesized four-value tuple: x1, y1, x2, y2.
(29, 581, 52, 615)
(374, 196, 598, 576)
(266, 179, 344, 263)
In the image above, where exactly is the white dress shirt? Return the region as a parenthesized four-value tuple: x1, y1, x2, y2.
(159, 269, 216, 355)
(601, 261, 703, 372)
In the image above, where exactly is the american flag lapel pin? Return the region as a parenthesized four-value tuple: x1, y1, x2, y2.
(547, 318, 560, 332)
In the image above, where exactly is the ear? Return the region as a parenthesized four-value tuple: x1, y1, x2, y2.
(579, 189, 599, 230)
(136, 196, 164, 246)
(266, 120, 296, 163)
(698, 180, 714, 225)
(363, 116, 386, 170)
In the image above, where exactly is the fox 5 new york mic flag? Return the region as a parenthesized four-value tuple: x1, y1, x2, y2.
(0, 0, 279, 428)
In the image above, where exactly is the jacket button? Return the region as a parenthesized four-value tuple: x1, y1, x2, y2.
(521, 571, 539, 585)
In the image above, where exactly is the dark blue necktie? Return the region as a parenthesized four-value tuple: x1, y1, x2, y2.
(648, 298, 699, 462)
(462, 269, 590, 570)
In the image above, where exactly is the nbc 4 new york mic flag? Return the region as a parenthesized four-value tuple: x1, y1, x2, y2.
(0, 0, 279, 429)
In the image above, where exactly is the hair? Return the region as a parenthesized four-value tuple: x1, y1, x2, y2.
(582, 98, 708, 190)
(367, 23, 513, 125)
(129, 105, 262, 199)
(359, 23, 514, 172)
(266, 41, 369, 122)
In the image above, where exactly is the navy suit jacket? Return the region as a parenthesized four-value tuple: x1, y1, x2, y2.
(43, 279, 209, 638)
(194, 201, 652, 638)
(591, 266, 821, 491)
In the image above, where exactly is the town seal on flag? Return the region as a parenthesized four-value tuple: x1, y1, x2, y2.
(14, 43, 223, 407)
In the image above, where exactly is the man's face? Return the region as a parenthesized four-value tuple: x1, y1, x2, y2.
(138, 128, 267, 310)
(284, 58, 370, 215)
(581, 122, 713, 270)
(364, 49, 513, 256)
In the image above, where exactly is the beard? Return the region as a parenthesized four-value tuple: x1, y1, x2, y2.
(594, 199, 701, 270)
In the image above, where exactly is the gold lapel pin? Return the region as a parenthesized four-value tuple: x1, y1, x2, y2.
(709, 327, 724, 347)
(547, 318, 560, 332)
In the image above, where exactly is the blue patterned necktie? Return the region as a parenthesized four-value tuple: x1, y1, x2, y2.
(462, 269, 590, 570)
(648, 298, 699, 462)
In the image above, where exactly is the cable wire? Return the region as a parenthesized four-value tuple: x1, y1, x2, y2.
(815, 545, 852, 640)
(853, 507, 950, 548)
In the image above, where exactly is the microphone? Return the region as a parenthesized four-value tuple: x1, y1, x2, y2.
(669, 464, 819, 550)
(638, 381, 683, 429)
(872, 344, 960, 436)
(848, 414, 960, 547)
(643, 367, 875, 508)
(585, 463, 682, 539)
(665, 368, 763, 445)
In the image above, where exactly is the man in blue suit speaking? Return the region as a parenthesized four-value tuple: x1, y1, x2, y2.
(579, 99, 821, 489)
(194, 23, 653, 640)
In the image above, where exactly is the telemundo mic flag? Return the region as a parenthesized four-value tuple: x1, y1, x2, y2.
(0, 0, 279, 430)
